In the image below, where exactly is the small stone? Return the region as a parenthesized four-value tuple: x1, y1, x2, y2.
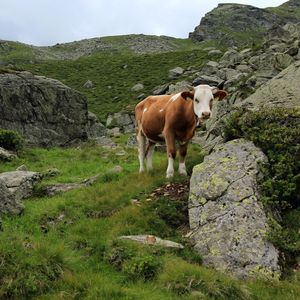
(131, 83, 144, 92)
(83, 80, 94, 88)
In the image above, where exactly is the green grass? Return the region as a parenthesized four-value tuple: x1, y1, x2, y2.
(18, 48, 208, 122)
(0, 140, 300, 299)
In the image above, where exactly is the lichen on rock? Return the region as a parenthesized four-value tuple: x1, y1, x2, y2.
(188, 139, 280, 279)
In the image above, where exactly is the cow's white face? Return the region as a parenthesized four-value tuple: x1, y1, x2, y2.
(193, 85, 216, 120)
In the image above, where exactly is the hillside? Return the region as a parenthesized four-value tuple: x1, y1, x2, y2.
(0, 35, 201, 65)
(189, 0, 300, 47)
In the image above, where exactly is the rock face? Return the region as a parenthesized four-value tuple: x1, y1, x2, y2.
(189, 4, 282, 46)
(0, 71, 89, 147)
(0, 171, 42, 215)
(243, 60, 300, 109)
(189, 139, 280, 278)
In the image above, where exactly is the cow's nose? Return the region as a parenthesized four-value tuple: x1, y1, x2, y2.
(202, 112, 211, 119)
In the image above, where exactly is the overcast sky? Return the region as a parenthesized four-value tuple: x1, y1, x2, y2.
(0, 0, 287, 46)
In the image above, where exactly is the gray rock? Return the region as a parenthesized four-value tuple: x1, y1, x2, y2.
(219, 49, 242, 67)
(189, 139, 280, 279)
(131, 83, 144, 92)
(243, 60, 300, 108)
(44, 174, 100, 197)
(169, 67, 184, 78)
(0, 147, 17, 161)
(83, 80, 94, 88)
(87, 111, 107, 138)
(0, 171, 42, 201)
(0, 71, 88, 147)
(106, 112, 135, 129)
(273, 53, 294, 71)
(152, 83, 169, 95)
(206, 61, 219, 69)
(236, 64, 253, 73)
(107, 127, 121, 137)
(94, 136, 116, 147)
(167, 81, 192, 94)
(192, 75, 224, 87)
(208, 49, 222, 56)
(0, 179, 23, 215)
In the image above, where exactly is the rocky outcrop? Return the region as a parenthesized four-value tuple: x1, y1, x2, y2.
(0, 70, 89, 147)
(242, 60, 300, 109)
(0, 171, 42, 215)
(189, 3, 282, 46)
(189, 139, 280, 279)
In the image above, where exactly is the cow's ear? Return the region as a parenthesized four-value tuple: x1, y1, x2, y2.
(181, 90, 194, 101)
(212, 88, 228, 101)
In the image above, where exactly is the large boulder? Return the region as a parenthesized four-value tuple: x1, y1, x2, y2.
(0, 171, 42, 201)
(0, 70, 89, 147)
(0, 171, 42, 215)
(0, 179, 23, 215)
(189, 139, 280, 278)
(243, 60, 300, 109)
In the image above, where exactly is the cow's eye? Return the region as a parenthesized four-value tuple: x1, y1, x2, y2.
(195, 99, 199, 103)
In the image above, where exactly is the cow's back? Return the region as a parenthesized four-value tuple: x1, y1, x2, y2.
(135, 95, 172, 140)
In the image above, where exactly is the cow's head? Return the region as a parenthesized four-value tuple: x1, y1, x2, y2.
(181, 85, 227, 121)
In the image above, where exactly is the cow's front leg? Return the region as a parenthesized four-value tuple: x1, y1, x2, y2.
(165, 131, 176, 178)
(179, 142, 188, 176)
(145, 140, 155, 171)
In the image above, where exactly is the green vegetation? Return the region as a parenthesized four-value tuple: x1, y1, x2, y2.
(224, 107, 300, 275)
(19, 48, 207, 122)
(0, 140, 299, 299)
(0, 129, 23, 151)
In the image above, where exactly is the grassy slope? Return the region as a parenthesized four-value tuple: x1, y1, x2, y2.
(0, 141, 299, 299)
(19, 47, 208, 122)
(1, 35, 215, 122)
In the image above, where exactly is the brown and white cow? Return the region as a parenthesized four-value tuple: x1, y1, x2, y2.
(135, 84, 227, 178)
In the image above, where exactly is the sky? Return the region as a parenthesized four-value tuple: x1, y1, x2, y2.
(0, 0, 287, 46)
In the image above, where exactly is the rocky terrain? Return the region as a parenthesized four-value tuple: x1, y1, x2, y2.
(189, 0, 300, 46)
(0, 0, 299, 298)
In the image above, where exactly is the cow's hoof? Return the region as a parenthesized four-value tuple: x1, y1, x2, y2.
(166, 172, 174, 179)
(179, 171, 187, 176)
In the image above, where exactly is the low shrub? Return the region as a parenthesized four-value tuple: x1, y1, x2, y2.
(224, 107, 300, 210)
(0, 129, 23, 152)
(123, 255, 161, 281)
(105, 240, 162, 281)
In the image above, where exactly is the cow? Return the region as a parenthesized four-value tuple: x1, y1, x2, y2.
(135, 84, 227, 178)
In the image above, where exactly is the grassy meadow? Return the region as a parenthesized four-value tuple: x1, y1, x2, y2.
(0, 138, 300, 299)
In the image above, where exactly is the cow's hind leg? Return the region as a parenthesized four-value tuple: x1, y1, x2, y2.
(178, 142, 188, 176)
(145, 140, 155, 171)
(137, 131, 146, 173)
